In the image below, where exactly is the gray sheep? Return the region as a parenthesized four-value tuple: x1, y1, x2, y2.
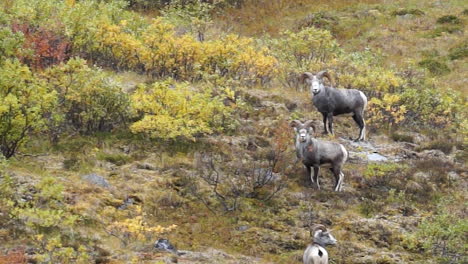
(291, 120, 348, 191)
(302, 71, 368, 141)
(303, 224, 337, 264)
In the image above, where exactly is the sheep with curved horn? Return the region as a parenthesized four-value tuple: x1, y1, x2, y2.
(302, 71, 368, 141)
(291, 120, 347, 191)
(303, 224, 337, 264)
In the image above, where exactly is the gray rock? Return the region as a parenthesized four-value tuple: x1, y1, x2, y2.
(448, 171, 460, 181)
(136, 162, 157, 171)
(367, 152, 388, 162)
(413, 171, 430, 182)
(417, 149, 453, 163)
(81, 173, 110, 188)
(155, 238, 178, 255)
(368, 9, 382, 18)
(236, 225, 250, 231)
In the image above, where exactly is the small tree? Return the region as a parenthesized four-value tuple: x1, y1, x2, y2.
(43, 58, 132, 138)
(0, 59, 57, 158)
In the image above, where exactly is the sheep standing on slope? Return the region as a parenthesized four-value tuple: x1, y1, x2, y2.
(302, 71, 368, 141)
(303, 224, 337, 264)
(291, 120, 347, 191)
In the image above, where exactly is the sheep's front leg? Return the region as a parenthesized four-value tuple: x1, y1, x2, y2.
(332, 166, 344, 192)
(305, 165, 313, 186)
(352, 112, 366, 141)
(327, 113, 334, 135)
(313, 166, 320, 190)
(321, 112, 328, 134)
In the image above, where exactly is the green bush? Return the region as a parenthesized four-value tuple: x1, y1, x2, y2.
(0, 60, 57, 158)
(43, 58, 132, 136)
(405, 198, 468, 263)
(0, 27, 25, 60)
(418, 58, 450, 75)
(295, 11, 338, 32)
(9, 176, 92, 263)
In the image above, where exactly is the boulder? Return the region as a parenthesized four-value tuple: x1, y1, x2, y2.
(81, 173, 110, 188)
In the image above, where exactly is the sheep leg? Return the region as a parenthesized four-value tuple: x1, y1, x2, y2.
(313, 166, 320, 190)
(327, 113, 334, 135)
(352, 112, 366, 141)
(305, 165, 313, 185)
(332, 166, 344, 192)
(321, 112, 328, 134)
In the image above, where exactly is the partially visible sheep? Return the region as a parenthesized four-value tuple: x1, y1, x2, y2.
(303, 224, 337, 264)
(291, 120, 348, 191)
(302, 71, 368, 141)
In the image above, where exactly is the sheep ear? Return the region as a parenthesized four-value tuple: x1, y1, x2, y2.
(317, 71, 333, 85)
(300, 72, 314, 83)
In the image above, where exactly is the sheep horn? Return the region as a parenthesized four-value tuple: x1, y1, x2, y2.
(317, 71, 333, 85)
(290, 120, 303, 128)
(303, 120, 316, 132)
(312, 224, 327, 233)
(300, 72, 314, 83)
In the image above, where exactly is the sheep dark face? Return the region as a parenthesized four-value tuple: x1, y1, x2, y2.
(291, 120, 315, 143)
(301, 71, 333, 95)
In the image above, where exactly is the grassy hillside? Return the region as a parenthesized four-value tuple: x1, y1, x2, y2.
(0, 0, 466, 263)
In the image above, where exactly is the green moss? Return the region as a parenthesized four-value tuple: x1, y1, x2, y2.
(448, 42, 468, 60)
(96, 152, 131, 166)
(418, 58, 450, 75)
(436, 15, 462, 24)
(364, 163, 404, 179)
(391, 8, 424, 16)
(391, 132, 414, 143)
(427, 25, 464, 37)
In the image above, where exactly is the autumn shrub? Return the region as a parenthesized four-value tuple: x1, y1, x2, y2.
(400, 85, 465, 129)
(43, 58, 132, 137)
(11, 22, 71, 69)
(130, 79, 234, 140)
(95, 18, 277, 84)
(267, 27, 340, 89)
(9, 176, 92, 263)
(0, 60, 57, 158)
(107, 205, 177, 248)
(192, 151, 286, 213)
(162, 0, 216, 41)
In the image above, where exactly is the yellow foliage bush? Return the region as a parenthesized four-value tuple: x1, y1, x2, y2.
(0, 59, 57, 158)
(130, 80, 234, 140)
(94, 19, 277, 84)
(107, 214, 177, 247)
(368, 94, 407, 130)
(43, 57, 132, 136)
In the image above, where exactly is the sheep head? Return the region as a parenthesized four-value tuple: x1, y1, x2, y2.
(291, 120, 315, 143)
(310, 224, 337, 247)
(301, 71, 333, 94)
